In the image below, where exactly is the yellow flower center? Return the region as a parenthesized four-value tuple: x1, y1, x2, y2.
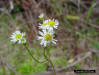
(48, 21, 55, 27)
(43, 23, 47, 26)
(15, 34, 21, 39)
(44, 33, 52, 41)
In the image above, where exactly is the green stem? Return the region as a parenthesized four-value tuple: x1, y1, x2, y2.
(47, 46, 51, 57)
(23, 43, 46, 63)
(43, 47, 56, 75)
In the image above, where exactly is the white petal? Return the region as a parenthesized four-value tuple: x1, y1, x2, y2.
(54, 25, 58, 29)
(43, 29, 47, 34)
(15, 31, 20, 34)
(37, 36, 43, 40)
(55, 20, 59, 25)
(39, 31, 44, 36)
(52, 39, 57, 44)
(11, 39, 17, 43)
(18, 40, 21, 44)
(52, 41, 56, 44)
(44, 41, 47, 47)
(40, 40, 44, 45)
(39, 23, 42, 26)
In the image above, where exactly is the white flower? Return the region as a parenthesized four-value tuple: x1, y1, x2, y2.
(37, 30, 57, 47)
(39, 13, 44, 20)
(39, 19, 59, 31)
(10, 30, 26, 44)
(47, 19, 59, 30)
(39, 20, 48, 30)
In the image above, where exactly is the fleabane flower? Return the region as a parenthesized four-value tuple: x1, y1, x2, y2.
(39, 20, 48, 30)
(39, 19, 59, 31)
(37, 30, 57, 47)
(10, 30, 26, 44)
(47, 19, 59, 30)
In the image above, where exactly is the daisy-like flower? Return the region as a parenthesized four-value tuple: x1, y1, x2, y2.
(10, 30, 26, 44)
(39, 20, 48, 30)
(47, 19, 59, 30)
(39, 19, 59, 31)
(37, 30, 57, 47)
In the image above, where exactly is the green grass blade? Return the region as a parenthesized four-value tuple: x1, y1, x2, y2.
(84, 0, 95, 25)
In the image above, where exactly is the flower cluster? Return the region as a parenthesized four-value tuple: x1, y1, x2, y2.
(10, 30, 26, 44)
(10, 14, 59, 47)
(38, 14, 59, 47)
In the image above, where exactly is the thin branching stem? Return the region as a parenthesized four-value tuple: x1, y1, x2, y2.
(23, 43, 46, 63)
(43, 47, 56, 75)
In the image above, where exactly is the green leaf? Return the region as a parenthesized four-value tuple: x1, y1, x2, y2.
(84, 0, 95, 25)
(66, 15, 80, 20)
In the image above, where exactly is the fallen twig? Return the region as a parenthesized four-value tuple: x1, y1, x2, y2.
(56, 51, 92, 72)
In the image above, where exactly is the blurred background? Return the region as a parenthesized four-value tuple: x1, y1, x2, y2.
(0, 0, 99, 75)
